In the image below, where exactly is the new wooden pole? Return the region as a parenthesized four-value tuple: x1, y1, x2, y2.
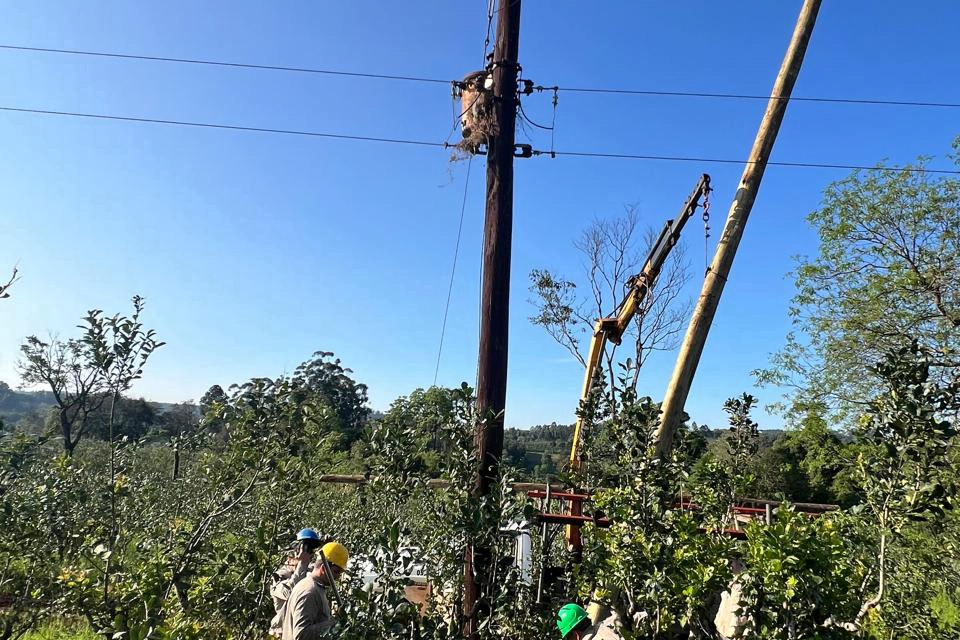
(655, 0, 822, 458)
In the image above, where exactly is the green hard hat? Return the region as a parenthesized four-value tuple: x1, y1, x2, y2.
(557, 603, 589, 638)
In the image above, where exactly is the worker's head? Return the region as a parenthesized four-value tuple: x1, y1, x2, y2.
(312, 541, 349, 584)
(295, 528, 323, 553)
(557, 603, 591, 639)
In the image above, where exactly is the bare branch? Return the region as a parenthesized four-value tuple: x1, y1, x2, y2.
(0, 266, 19, 300)
(529, 205, 693, 389)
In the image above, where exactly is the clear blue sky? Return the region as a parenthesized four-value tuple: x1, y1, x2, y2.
(1, 1, 958, 429)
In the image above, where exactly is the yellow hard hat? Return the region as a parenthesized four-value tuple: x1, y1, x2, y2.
(321, 541, 349, 570)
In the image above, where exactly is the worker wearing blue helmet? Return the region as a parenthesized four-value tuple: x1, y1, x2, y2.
(269, 528, 324, 637)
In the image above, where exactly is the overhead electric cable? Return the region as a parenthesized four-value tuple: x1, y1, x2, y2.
(551, 85, 960, 109)
(0, 44, 450, 85)
(434, 157, 474, 386)
(2, 44, 959, 109)
(0, 106, 445, 148)
(542, 149, 960, 174)
(3, 105, 959, 175)
(482, 0, 496, 64)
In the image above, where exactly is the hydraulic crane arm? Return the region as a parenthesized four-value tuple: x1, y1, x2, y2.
(569, 174, 711, 469)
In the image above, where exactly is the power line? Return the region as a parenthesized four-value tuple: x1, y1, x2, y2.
(0, 44, 450, 86)
(3, 104, 958, 175)
(3, 43, 960, 110)
(434, 157, 474, 386)
(550, 85, 960, 109)
(482, 0, 496, 65)
(540, 149, 960, 175)
(0, 106, 445, 148)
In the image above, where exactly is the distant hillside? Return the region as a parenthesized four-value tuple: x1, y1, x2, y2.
(0, 380, 183, 430)
(500, 421, 786, 478)
(0, 381, 56, 424)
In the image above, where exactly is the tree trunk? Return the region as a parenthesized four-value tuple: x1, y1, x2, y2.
(60, 410, 75, 456)
(172, 443, 181, 480)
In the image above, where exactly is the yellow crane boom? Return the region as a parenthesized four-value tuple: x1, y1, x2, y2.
(569, 174, 711, 470)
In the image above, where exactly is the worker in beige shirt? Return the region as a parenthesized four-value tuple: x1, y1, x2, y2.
(281, 541, 349, 640)
(269, 528, 323, 637)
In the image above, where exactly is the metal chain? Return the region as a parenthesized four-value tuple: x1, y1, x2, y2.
(702, 188, 711, 274)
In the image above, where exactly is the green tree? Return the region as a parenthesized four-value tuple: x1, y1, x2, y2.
(503, 439, 528, 471)
(18, 335, 109, 456)
(0, 381, 9, 433)
(757, 138, 960, 427)
(17, 297, 162, 456)
(738, 507, 857, 639)
(846, 342, 959, 632)
(198, 385, 227, 414)
(871, 513, 960, 639)
(80, 296, 164, 640)
(533, 451, 556, 478)
(577, 368, 733, 638)
(293, 351, 371, 445)
(348, 381, 548, 639)
(198, 384, 228, 437)
(691, 394, 763, 528)
(380, 386, 458, 457)
(724, 393, 761, 481)
(768, 404, 852, 505)
(84, 396, 159, 441)
(0, 431, 55, 639)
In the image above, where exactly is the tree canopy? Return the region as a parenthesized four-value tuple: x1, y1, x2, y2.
(757, 138, 960, 427)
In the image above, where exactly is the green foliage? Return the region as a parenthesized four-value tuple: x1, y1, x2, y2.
(757, 138, 960, 427)
(577, 366, 734, 638)
(0, 380, 56, 428)
(528, 269, 581, 353)
(855, 342, 958, 527)
(839, 342, 960, 637)
(83, 396, 158, 441)
(533, 451, 557, 477)
(503, 422, 573, 479)
(376, 394, 574, 482)
(293, 351, 372, 445)
(21, 621, 98, 640)
(738, 508, 856, 639)
(931, 588, 960, 632)
(1, 345, 373, 640)
(576, 342, 960, 638)
(335, 520, 443, 639)
(5, 289, 960, 640)
(767, 405, 854, 505)
(336, 382, 552, 639)
(2, 357, 566, 640)
(17, 296, 164, 456)
(376, 386, 460, 475)
(691, 394, 762, 528)
(0, 434, 96, 640)
(861, 514, 960, 639)
(724, 394, 760, 478)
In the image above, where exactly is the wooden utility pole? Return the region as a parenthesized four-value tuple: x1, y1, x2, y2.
(464, 0, 522, 636)
(655, 0, 822, 459)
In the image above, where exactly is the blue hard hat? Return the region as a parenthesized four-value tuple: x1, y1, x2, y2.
(296, 528, 321, 542)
